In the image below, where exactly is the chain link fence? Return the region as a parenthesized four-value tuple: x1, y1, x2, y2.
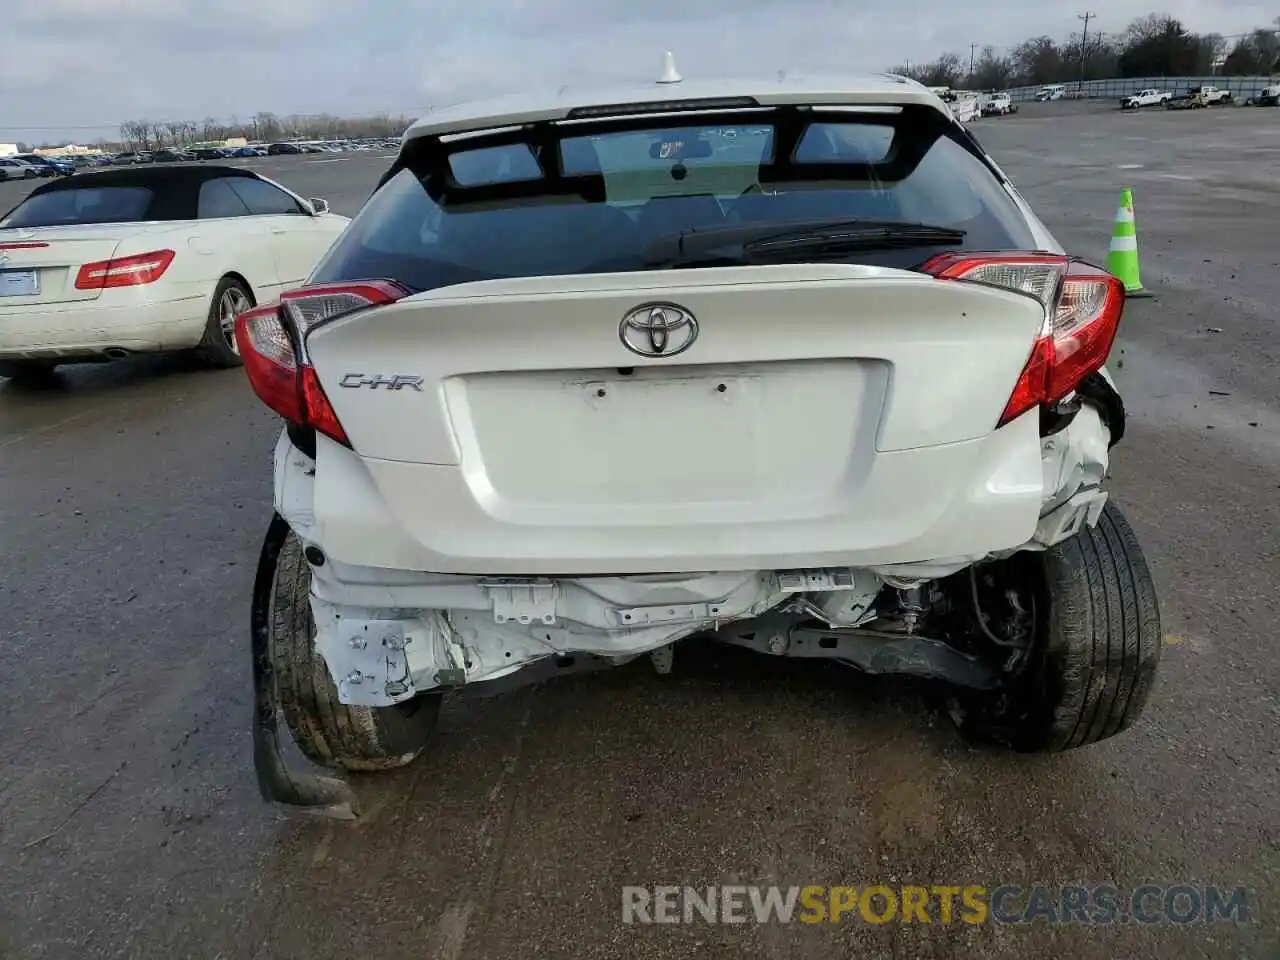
(1004, 75, 1279, 102)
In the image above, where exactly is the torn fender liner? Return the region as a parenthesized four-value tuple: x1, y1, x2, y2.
(251, 511, 358, 819)
(1075, 371, 1126, 448)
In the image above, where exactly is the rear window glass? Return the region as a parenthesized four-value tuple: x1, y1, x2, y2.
(794, 123, 895, 163)
(568, 127, 773, 173)
(449, 144, 542, 186)
(1, 186, 154, 227)
(311, 111, 1037, 292)
(563, 126, 773, 204)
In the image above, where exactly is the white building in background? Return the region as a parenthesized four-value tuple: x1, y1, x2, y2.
(0, 144, 18, 157)
(34, 144, 103, 157)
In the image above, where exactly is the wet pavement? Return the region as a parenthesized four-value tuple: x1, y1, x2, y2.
(1, 105, 1277, 959)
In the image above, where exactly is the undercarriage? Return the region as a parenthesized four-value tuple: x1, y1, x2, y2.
(306, 555, 1048, 708)
(253, 382, 1159, 820)
(288, 391, 1112, 710)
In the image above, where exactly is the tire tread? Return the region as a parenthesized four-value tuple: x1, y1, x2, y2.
(958, 499, 1163, 753)
(1040, 500, 1162, 752)
(270, 532, 439, 771)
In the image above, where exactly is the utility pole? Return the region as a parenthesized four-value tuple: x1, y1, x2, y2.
(1078, 12, 1095, 88)
(969, 43, 978, 79)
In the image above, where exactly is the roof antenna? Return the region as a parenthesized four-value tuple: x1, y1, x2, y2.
(657, 51, 682, 84)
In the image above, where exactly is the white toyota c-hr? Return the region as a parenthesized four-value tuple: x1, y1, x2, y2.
(235, 65, 1162, 813)
(0, 164, 349, 381)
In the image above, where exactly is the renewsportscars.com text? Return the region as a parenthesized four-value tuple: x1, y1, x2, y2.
(621, 884, 1250, 926)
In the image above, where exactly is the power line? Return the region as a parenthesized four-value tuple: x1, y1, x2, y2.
(1078, 12, 1096, 83)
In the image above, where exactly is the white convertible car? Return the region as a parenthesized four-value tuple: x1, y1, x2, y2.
(237, 64, 1163, 810)
(0, 164, 350, 381)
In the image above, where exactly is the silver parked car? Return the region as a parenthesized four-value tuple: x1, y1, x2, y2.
(0, 158, 39, 181)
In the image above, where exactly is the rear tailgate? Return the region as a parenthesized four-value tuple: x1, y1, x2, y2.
(305, 263, 1050, 571)
(0, 229, 132, 305)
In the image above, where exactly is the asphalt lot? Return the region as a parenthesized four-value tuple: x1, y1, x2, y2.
(1, 105, 1278, 959)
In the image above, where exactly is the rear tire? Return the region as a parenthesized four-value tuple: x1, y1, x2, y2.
(951, 500, 1163, 752)
(195, 277, 253, 369)
(0, 360, 59, 385)
(270, 529, 441, 772)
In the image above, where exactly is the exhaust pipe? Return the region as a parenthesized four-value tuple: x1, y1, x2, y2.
(103, 348, 131, 359)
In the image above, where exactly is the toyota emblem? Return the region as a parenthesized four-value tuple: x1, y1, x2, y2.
(618, 302, 698, 358)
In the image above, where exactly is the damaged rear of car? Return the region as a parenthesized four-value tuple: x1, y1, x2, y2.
(239, 78, 1161, 813)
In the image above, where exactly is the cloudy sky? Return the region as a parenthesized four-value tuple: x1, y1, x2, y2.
(3, 0, 1276, 143)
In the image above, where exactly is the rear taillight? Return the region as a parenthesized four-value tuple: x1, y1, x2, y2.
(234, 280, 409, 448)
(75, 249, 175, 290)
(920, 252, 1125, 427)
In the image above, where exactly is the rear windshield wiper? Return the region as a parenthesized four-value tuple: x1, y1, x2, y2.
(742, 222, 967, 260)
(641, 218, 966, 268)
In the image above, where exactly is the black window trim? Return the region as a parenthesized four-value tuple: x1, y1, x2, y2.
(314, 102, 1036, 293)
(381, 104, 1010, 212)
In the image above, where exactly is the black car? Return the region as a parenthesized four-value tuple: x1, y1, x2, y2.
(267, 142, 303, 155)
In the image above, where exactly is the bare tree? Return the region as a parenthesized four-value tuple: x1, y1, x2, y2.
(164, 121, 185, 148)
(971, 46, 1014, 90)
(118, 121, 152, 151)
(252, 112, 280, 143)
(1010, 36, 1065, 85)
(99, 110, 411, 153)
(1222, 27, 1280, 74)
(898, 53, 965, 87)
(1124, 13, 1178, 45)
(1203, 33, 1228, 61)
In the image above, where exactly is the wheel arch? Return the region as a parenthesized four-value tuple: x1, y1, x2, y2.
(218, 271, 257, 306)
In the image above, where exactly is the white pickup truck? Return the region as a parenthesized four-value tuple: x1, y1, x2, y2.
(1166, 85, 1235, 109)
(1195, 85, 1233, 104)
(1121, 88, 1172, 109)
